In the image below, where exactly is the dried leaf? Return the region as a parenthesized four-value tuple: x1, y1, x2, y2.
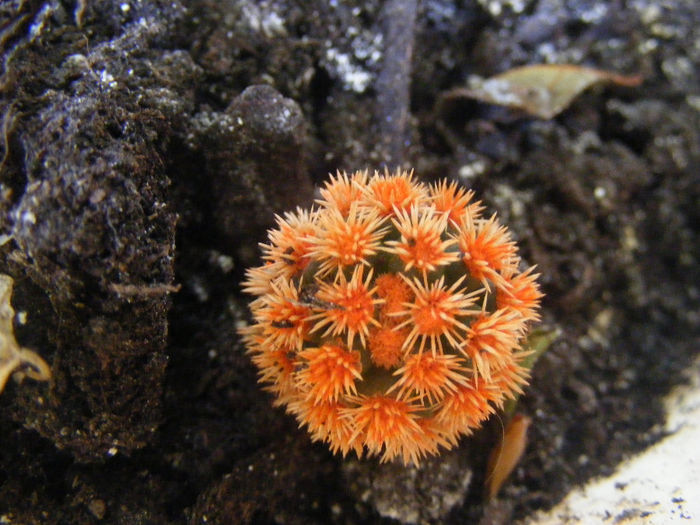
(447, 64, 642, 119)
(485, 414, 532, 500)
(0, 274, 51, 393)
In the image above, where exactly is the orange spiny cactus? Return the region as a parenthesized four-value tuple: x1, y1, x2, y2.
(240, 168, 542, 465)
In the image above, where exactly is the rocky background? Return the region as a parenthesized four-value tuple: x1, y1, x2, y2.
(0, 0, 698, 523)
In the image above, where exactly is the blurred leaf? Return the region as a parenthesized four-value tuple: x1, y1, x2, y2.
(502, 326, 560, 416)
(485, 413, 531, 500)
(444, 64, 642, 119)
(521, 326, 561, 371)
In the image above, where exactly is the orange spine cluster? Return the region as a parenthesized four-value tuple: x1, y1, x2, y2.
(240, 169, 542, 465)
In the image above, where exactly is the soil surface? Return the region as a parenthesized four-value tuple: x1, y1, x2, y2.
(1, 1, 698, 524)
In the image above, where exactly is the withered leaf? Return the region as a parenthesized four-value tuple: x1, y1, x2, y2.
(445, 64, 642, 119)
(0, 274, 51, 394)
(485, 413, 532, 500)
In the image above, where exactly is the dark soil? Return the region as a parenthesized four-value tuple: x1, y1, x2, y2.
(1, 1, 698, 524)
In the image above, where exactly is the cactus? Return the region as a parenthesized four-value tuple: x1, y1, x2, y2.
(240, 169, 542, 465)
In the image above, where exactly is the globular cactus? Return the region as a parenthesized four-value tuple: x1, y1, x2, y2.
(240, 169, 542, 465)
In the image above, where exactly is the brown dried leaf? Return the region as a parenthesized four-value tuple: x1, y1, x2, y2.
(0, 274, 51, 393)
(485, 414, 532, 500)
(448, 64, 642, 119)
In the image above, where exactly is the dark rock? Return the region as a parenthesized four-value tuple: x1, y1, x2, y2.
(193, 84, 313, 264)
(344, 450, 473, 524)
(0, 1, 197, 461)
